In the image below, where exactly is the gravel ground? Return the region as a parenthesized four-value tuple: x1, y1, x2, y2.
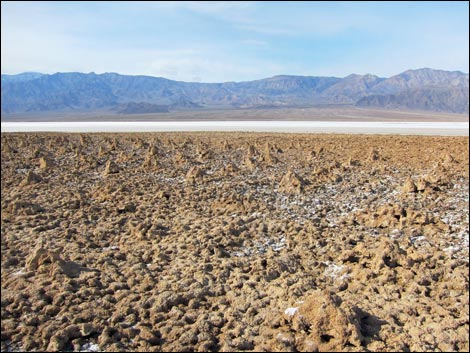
(1, 132, 468, 352)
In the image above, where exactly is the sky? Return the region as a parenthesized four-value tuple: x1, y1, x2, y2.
(1, 1, 468, 82)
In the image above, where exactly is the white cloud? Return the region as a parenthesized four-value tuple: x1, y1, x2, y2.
(146, 54, 286, 82)
(1, 1, 468, 80)
(2, 26, 284, 82)
(0, 1, 285, 82)
(170, 1, 253, 15)
(240, 39, 269, 48)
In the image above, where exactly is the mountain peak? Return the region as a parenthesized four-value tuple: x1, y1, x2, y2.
(1, 72, 45, 83)
(1, 69, 468, 114)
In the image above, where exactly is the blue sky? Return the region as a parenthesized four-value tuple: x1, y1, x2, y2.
(1, 1, 468, 82)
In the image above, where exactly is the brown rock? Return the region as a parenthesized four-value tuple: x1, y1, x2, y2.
(369, 149, 379, 161)
(244, 155, 256, 170)
(197, 148, 212, 162)
(223, 162, 239, 175)
(138, 326, 161, 345)
(142, 154, 158, 170)
(117, 202, 136, 213)
(297, 291, 363, 351)
(402, 177, 417, 193)
(20, 170, 42, 186)
(47, 334, 68, 351)
(80, 323, 96, 336)
(98, 145, 106, 156)
(246, 144, 258, 158)
(39, 157, 54, 170)
(103, 160, 119, 175)
(416, 177, 430, 192)
(261, 151, 277, 165)
(330, 174, 343, 183)
(185, 166, 205, 185)
(443, 152, 454, 164)
(173, 151, 186, 165)
(222, 140, 231, 151)
(25, 245, 88, 278)
(98, 327, 115, 345)
(25, 246, 62, 271)
(149, 145, 158, 156)
(63, 324, 81, 340)
(279, 169, 305, 194)
(344, 157, 360, 167)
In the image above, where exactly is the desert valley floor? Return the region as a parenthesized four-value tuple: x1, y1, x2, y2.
(1, 132, 469, 352)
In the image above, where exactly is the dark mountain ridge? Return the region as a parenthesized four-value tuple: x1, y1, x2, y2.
(1, 68, 468, 114)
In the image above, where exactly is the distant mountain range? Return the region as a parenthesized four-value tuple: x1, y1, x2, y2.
(1, 68, 468, 114)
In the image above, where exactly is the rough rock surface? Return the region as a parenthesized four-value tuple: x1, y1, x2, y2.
(1, 132, 468, 352)
(278, 170, 305, 194)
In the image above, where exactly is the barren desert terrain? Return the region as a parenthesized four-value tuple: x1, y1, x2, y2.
(2, 106, 469, 123)
(1, 132, 469, 352)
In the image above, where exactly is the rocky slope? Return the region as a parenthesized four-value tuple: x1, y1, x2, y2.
(357, 86, 470, 113)
(1, 132, 468, 352)
(371, 68, 469, 95)
(1, 72, 45, 84)
(1, 68, 468, 114)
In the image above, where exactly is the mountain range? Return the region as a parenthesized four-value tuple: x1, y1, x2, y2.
(1, 68, 468, 115)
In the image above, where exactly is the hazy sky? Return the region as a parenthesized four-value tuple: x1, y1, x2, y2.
(1, 1, 468, 82)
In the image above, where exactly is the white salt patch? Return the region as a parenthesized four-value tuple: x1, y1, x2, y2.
(410, 235, 426, 244)
(284, 307, 298, 317)
(2, 121, 469, 136)
(233, 235, 287, 257)
(272, 237, 287, 251)
(80, 342, 100, 352)
(11, 269, 26, 277)
(233, 251, 246, 257)
(443, 245, 461, 255)
(276, 333, 292, 342)
(324, 261, 350, 280)
(101, 246, 119, 251)
(390, 229, 402, 239)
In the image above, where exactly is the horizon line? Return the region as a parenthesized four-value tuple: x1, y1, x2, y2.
(1, 67, 469, 84)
